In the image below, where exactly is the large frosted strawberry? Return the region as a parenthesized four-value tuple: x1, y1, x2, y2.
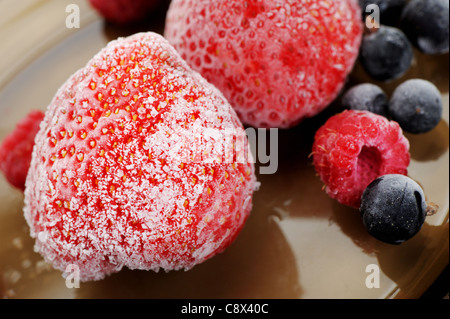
(165, 0, 363, 128)
(23, 32, 258, 282)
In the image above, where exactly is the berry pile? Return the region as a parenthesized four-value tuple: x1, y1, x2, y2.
(315, 1, 447, 244)
(0, 0, 446, 283)
(358, 0, 449, 81)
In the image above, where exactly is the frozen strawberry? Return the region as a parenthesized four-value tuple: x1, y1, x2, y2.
(23, 32, 258, 282)
(89, 0, 161, 25)
(164, 0, 363, 128)
(0, 110, 45, 191)
(312, 110, 410, 208)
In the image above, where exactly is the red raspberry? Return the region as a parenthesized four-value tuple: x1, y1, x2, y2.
(0, 110, 45, 191)
(312, 110, 410, 208)
(89, 0, 161, 25)
(24, 32, 258, 282)
(165, 0, 363, 128)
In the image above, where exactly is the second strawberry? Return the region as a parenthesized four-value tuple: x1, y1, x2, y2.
(165, 0, 363, 128)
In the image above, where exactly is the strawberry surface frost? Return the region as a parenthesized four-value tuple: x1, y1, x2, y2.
(165, 0, 363, 128)
(24, 32, 258, 282)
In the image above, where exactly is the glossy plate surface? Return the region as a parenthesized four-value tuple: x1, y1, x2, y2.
(0, 0, 448, 299)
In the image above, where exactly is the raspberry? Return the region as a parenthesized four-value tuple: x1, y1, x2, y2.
(164, 0, 363, 128)
(89, 0, 161, 25)
(312, 110, 410, 208)
(24, 32, 258, 282)
(0, 110, 45, 191)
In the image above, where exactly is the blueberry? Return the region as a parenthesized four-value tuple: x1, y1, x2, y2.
(389, 79, 443, 134)
(400, 0, 449, 55)
(341, 83, 389, 117)
(359, 25, 413, 82)
(359, 0, 407, 26)
(360, 174, 427, 245)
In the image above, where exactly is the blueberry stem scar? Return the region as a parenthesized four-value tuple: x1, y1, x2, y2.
(426, 202, 439, 216)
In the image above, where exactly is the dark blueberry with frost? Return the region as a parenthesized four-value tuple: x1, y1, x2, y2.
(359, 0, 407, 26)
(341, 83, 389, 117)
(360, 174, 433, 245)
(389, 79, 443, 134)
(400, 0, 449, 55)
(359, 25, 413, 82)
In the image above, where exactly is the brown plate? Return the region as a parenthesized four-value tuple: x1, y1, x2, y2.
(0, 0, 448, 299)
